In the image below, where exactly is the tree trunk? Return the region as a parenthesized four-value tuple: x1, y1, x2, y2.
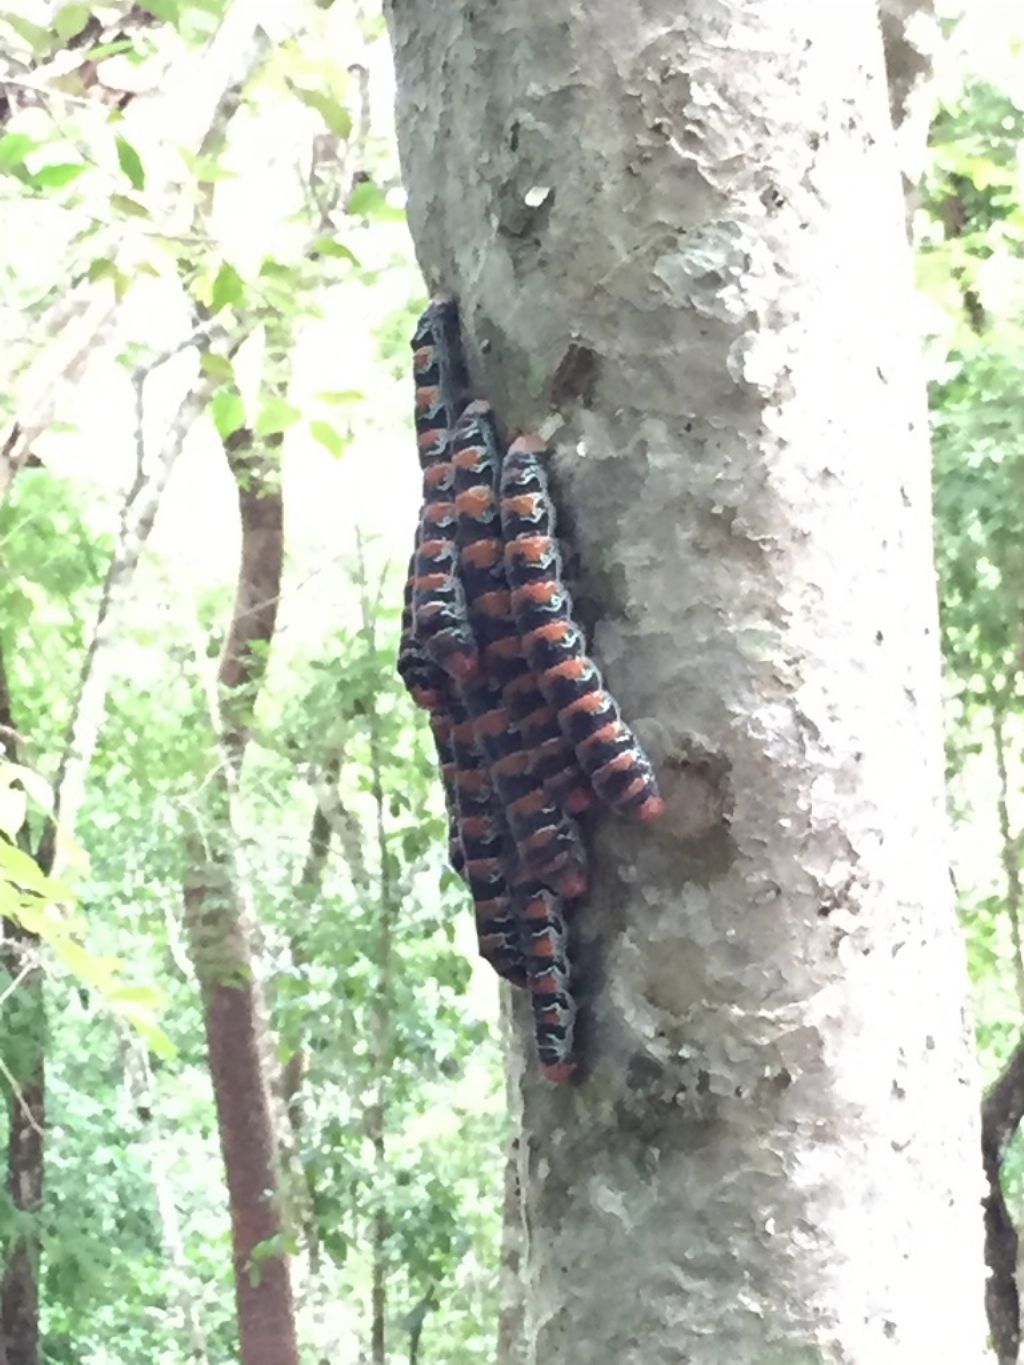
(183, 433, 299, 1365)
(385, 3, 987, 1361)
(0, 647, 42, 1365)
(0, 924, 43, 1365)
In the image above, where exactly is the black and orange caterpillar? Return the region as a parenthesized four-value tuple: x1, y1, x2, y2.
(398, 296, 664, 1083)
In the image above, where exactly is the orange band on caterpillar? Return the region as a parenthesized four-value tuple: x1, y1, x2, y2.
(451, 403, 593, 818)
(501, 436, 664, 822)
(446, 690, 525, 986)
(516, 882, 577, 1083)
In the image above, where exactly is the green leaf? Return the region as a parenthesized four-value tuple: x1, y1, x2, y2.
(313, 236, 360, 265)
(0, 11, 55, 54)
(0, 843, 55, 897)
(180, 150, 236, 183)
(136, 0, 179, 21)
(86, 257, 129, 296)
(83, 38, 135, 60)
(256, 397, 301, 437)
(0, 133, 36, 171)
(115, 136, 145, 191)
(199, 352, 235, 381)
(111, 1002, 177, 1060)
(294, 88, 352, 138)
(0, 842, 75, 904)
(110, 193, 150, 219)
(29, 163, 88, 190)
(55, 3, 91, 40)
(211, 389, 246, 440)
(211, 262, 245, 313)
(315, 389, 364, 405)
(346, 180, 405, 222)
(310, 420, 348, 458)
(87, 256, 116, 282)
(106, 984, 167, 1008)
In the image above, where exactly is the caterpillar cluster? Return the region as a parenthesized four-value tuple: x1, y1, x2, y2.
(397, 296, 664, 1083)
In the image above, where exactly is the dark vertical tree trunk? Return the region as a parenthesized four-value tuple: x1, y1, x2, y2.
(983, 1043, 1024, 1365)
(183, 432, 299, 1365)
(0, 932, 43, 1365)
(0, 647, 42, 1365)
(982, 689, 1024, 1363)
(385, 2, 986, 1359)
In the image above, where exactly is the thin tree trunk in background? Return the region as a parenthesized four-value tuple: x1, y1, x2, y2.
(356, 537, 396, 1365)
(385, 2, 986, 1360)
(983, 687, 1024, 1364)
(182, 432, 299, 1365)
(992, 694, 1024, 1017)
(0, 923, 43, 1365)
(0, 651, 38, 1365)
(125, 1044, 210, 1363)
(280, 750, 344, 1280)
(0, 643, 41, 1365)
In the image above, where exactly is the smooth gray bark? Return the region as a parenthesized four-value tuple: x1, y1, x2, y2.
(386, 3, 987, 1362)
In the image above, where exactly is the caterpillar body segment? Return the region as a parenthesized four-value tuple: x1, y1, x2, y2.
(426, 709, 466, 880)
(397, 550, 466, 874)
(451, 401, 509, 610)
(501, 437, 665, 822)
(445, 694, 526, 985)
(452, 402, 592, 817)
(397, 547, 446, 713)
(516, 882, 577, 1083)
(456, 686, 587, 899)
(411, 466, 481, 684)
(411, 296, 471, 467)
(449, 404, 588, 887)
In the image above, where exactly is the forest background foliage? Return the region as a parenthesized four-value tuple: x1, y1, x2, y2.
(0, 2, 1021, 1362)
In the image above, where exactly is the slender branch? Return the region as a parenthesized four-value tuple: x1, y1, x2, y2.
(36, 343, 232, 875)
(991, 689, 1024, 1018)
(305, 765, 369, 890)
(0, 1054, 44, 1140)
